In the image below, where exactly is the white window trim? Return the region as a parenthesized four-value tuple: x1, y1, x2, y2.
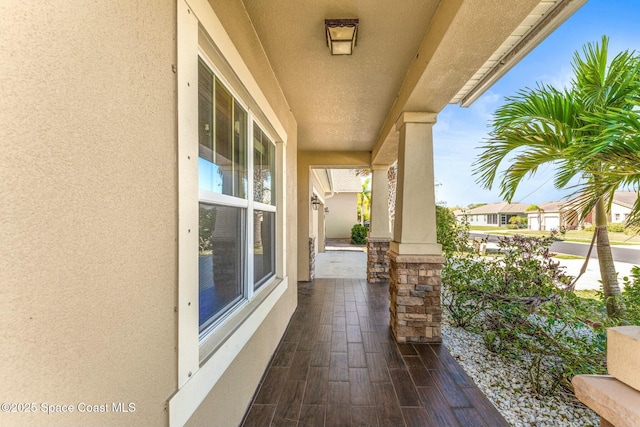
(172, 0, 289, 425)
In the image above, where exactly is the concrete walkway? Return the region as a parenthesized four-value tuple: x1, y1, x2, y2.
(315, 249, 367, 279)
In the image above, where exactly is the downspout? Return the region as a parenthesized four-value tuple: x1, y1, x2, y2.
(325, 169, 335, 200)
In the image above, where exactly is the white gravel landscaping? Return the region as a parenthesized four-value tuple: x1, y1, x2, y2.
(441, 319, 600, 427)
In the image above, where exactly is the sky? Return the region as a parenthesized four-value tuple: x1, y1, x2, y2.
(433, 0, 640, 209)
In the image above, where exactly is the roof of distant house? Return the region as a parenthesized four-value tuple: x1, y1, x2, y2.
(526, 201, 564, 213)
(464, 201, 530, 215)
(613, 191, 638, 209)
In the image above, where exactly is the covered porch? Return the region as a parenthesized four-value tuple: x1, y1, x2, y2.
(242, 277, 508, 427)
(242, 246, 507, 426)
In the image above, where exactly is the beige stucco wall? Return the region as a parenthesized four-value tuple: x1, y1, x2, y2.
(326, 193, 359, 239)
(0, 1, 177, 426)
(183, 1, 299, 426)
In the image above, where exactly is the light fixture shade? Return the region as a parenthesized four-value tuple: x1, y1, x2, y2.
(325, 19, 359, 55)
(311, 195, 321, 210)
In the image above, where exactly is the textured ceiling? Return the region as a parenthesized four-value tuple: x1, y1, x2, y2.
(242, 0, 439, 153)
(241, 0, 584, 161)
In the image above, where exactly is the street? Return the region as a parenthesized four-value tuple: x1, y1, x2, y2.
(469, 232, 639, 264)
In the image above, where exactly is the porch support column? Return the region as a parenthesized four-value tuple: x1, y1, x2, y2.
(388, 112, 444, 344)
(367, 165, 392, 283)
(318, 202, 326, 253)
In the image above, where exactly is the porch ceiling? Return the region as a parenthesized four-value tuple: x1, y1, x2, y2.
(241, 0, 585, 164)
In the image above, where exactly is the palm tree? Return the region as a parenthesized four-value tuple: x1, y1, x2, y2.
(357, 177, 371, 225)
(473, 36, 640, 317)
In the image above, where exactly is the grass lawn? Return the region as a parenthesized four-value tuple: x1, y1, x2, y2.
(575, 289, 600, 301)
(553, 253, 585, 260)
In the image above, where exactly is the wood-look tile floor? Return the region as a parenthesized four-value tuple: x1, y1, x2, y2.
(241, 278, 509, 427)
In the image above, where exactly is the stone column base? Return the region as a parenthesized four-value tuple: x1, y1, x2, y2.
(366, 237, 391, 283)
(388, 250, 444, 343)
(309, 236, 316, 281)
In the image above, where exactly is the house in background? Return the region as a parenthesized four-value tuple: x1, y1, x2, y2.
(610, 191, 638, 224)
(528, 191, 639, 231)
(2, 1, 587, 426)
(324, 169, 363, 240)
(526, 201, 572, 231)
(458, 201, 530, 227)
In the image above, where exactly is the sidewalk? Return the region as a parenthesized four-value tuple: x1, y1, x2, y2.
(555, 258, 636, 291)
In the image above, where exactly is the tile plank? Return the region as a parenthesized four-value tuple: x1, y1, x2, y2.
(350, 368, 374, 406)
(272, 342, 298, 367)
(452, 407, 490, 427)
(371, 382, 405, 427)
(328, 381, 350, 404)
(403, 355, 433, 387)
(309, 341, 331, 367)
(402, 406, 437, 427)
(288, 351, 311, 382)
(254, 366, 288, 405)
(366, 352, 391, 382)
(362, 331, 382, 353)
(298, 405, 326, 427)
(326, 404, 351, 427)
(331, 331, 348, 352)
(416, 386, 460, 427)
(351, 405, 379, 427)
(304, 367, 329, 404)
(347, 324, 363, 342)
(389, 368, 420, 407)
(241, 404, 275, 427)
(462, 387, 510, 427)
(348, 342, 367, 368)
(273, 380, 305, 425)
(329, 352, 349, 381)
(429, 369, 471, 408)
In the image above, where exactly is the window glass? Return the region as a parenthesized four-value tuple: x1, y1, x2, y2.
(253, 210, 275, 289)
(253, 124, 275, 205)
(199, 203, 245, 332)
(198, 59, 247, 198)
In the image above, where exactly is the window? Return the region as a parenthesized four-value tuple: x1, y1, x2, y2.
(197, 56, 278, 334)
(174, 1, 288, 417)
(253, 124, 276, 289)
(253, 210, 275, 287)
(198, 203, 245, 332)
(198, 58, 248, 197)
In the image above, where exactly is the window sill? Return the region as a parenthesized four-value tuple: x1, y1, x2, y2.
(169, 275, 288, 427)
(199, 274, 281, 363)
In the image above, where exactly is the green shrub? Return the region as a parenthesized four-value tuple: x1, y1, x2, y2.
(607, 223, 625, 233)
(442, 234, 611, 395)
(436, 205, 470, 256)
(622, 266, 640, 325)
(350, 224, 368, 245)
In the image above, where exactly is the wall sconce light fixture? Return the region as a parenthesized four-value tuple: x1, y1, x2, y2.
(325, 18, 359, 55)
(311, 194, 321, 210)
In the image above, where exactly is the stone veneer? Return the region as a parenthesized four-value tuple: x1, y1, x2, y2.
(388, 251, 444, 343)
(309, 236, 316, 281)
(366, 237, 391, 283)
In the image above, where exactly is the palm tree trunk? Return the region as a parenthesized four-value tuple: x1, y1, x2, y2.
(595, 197, 624, 317)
